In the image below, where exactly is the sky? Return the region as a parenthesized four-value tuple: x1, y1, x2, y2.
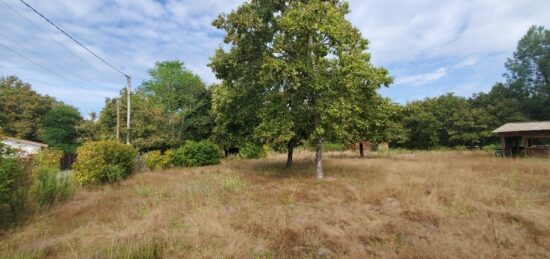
(0, 0, 549, 115)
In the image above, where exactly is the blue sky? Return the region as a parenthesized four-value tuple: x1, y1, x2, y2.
(0, 0, 549, 115)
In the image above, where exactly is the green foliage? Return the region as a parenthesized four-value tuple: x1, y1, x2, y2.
(76, 112, 101, 144)
(40, 104, 82, 153)
(30, 167, 73, 210)
(482, 144, 499, 152)
(0, 142, 29, 228)
(322, 142, 348, 152)
(170, 141, 221, 167)
(400, 94, 494, 149)
(211, 0, 392, 175)
(98, 62, 215, 152)
(0, 76, 55, 141)
(504, 25, 550, 120)
(240, 143, 267, 159)
(34, 148, 63, 171)
(99, 91, 175, 152)
(144, 150, 172, 171)
(73, 141, 137, 185)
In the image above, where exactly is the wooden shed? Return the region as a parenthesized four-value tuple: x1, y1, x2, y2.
(493, 121, 550, 158)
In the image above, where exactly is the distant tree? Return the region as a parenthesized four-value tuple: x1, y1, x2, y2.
(139, 61, 210, 142)
(40, 104, 82, 153)
(76, 112, 101, 144)
(98, 90, 173, 152)
(400, 94, 495, 149)
(402, 100, 441, 149)
(348, 95, 406, 157)
(504, 25, 550, 120)
(0, 76, 55, 141)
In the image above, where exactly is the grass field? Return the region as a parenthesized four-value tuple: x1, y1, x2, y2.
(1, 151, 549, 258)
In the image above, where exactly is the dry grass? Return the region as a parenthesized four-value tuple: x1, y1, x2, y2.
(1, 150, 549, 258)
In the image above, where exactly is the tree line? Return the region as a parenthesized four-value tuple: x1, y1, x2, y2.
(0, 0, 548, 179)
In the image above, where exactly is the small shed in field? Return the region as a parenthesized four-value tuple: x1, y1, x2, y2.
(493, 121, 550, 157)
(1, 137, 48, 156)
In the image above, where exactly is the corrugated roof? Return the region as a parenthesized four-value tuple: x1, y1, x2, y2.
(493, 121, 550, 133)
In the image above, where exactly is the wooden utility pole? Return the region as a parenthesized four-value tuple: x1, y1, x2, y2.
(116, 98, 120, 142)
(126, 75, 131, 145)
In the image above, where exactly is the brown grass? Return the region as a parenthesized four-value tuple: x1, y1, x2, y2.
(1, 150, 549, 258)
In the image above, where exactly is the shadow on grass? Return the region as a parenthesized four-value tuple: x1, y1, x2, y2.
(230, 155, 382, 180)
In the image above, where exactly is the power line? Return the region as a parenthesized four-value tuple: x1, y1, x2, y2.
(0, 40, 110, 98)
(0, 31, 116, 93)
(18, 0, 129, 79)
(0, 0, 120, 84)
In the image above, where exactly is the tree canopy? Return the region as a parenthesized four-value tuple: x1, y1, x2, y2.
(41, 104, 82, 153)
(97, 61, 214, 152)
(211, 0, 392, 178)
(0, 76, 55, 141)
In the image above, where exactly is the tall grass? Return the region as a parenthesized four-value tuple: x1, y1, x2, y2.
(0, 151, 548, 258)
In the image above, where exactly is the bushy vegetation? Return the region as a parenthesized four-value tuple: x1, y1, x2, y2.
(170, 141, 220, 167)
(239, 143, 267, 159)
(29, 148, 73, 210)
(0, 144, 28, 228)
(73, 141, 137, 185)
(144, 150, 172, 171)
(30, 167, 73, 210)
(0, 144, 74, 228)
(322, 142, 348, 152)
(33, 148, 63, 170)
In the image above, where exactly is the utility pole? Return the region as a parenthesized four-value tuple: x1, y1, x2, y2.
(116, 98, 120, 142)
(126, 75, 131, 145)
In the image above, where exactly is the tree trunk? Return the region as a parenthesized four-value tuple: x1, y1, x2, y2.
(286, 142, 294, 168)
(359, 142, 365, 158)
(315, 139, 323, 179)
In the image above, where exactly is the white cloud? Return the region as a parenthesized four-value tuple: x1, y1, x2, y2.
(453, 56, 478, 69)
(395, 68, 447, 86)
(0, 0, 549, 112)
(347, 0, 550, 66)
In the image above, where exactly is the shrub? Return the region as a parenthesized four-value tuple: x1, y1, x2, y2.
(0, 145, 29, 228)
(240, 143, 268, 159)
(34, 148, 63, 171)
(144, 150, 172, 171)
(171, 141, 221, 167)
(482, 144, 499, 152)
(322, 142, 348, 152)
(73, 141, 137, 185)
(30, 167, 73, 210)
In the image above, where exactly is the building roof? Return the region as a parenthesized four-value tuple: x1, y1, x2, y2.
(493, 121, 550, 133)
(2, 137, 48, 147)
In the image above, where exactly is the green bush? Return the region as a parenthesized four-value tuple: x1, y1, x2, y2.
(144, 150, 172, 171)
(33, 148, 63, 172)
(73, 141, 137, 185)
(322, 142, 348, 152)
(30, 167, 73, 210)
(171, 141, 221, 167)
(240, 143, 268, 159)
(0, 144, 29, 228)
(482, 144, 499, 152)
